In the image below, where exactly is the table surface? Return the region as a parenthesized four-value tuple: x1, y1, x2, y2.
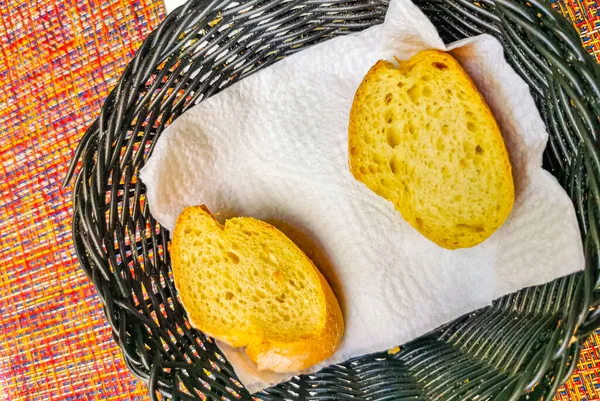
(1, 0, 599, 400)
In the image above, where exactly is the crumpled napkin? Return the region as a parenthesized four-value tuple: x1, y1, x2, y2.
(140, 0, 584, 393)
(163, 0, 185, 13)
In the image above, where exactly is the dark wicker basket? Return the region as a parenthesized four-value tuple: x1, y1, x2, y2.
(64, 0, 600, 399)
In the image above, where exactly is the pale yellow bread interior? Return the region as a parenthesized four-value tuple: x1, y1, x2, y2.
(171, 205, 344, 372)
(349, 50, 514, 249)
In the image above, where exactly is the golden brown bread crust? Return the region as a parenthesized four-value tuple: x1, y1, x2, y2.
(246, 266, 344, 372)
(171, 205, 344, 372)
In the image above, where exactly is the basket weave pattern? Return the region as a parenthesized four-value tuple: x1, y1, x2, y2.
(65, 0, 600, 400)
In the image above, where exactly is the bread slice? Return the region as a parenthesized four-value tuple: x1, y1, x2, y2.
(171, 205, 344, 372)
(349, 50, 514, 249)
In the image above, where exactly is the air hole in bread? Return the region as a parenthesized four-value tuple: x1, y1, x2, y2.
(422, 86, 432, 97)
(226, 251, 240, 264)
(386, 127, 401, 148)
(385, 93, 392, 103)
(225, 291, 234, 300)
(384, 109, 394, 123)
(381, 177, 393, 187)
(410, 122, 418, 139)
(421, 75, 431, 82)
(389, 157, 398, 175)
(426, 105, 433, 118)
(475, 145, 483, 154)
(427, 105, 442, 119)
(433, 62, 448, 70)
(457, 224, 485, 233)
(407, 85, 420, 103)
(467, 121, 477, 132)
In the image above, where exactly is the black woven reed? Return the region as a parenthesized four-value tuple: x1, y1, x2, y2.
(64, 0, 600, 399)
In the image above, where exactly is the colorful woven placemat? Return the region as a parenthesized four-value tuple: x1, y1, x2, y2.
(0, 0, 597, 400)
(0, 1, 165, 399)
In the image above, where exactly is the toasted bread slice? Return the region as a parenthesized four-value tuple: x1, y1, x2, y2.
(171, 205, 344, 372)
(349, 50, 514, 249)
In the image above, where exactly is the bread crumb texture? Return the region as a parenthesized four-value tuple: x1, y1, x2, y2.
(171, 205, 343, 372)
(349, 50, 514, 249)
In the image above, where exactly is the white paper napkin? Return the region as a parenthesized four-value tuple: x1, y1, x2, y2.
(163, 0, 185, 14)
(142, 0, 585, 393)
